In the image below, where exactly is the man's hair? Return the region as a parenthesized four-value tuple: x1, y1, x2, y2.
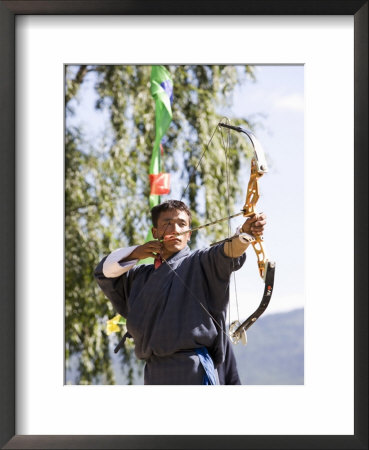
(151, 200, 192, 228)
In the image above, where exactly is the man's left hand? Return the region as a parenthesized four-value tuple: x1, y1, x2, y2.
(241, 213, 267, 237)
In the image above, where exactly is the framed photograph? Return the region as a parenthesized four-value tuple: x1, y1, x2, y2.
(1, 1, 367, 449)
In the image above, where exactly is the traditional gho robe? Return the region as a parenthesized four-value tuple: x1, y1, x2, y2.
(94, 243, 245, 385)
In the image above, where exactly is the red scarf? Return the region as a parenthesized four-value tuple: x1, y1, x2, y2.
(154, 255, 162, 269)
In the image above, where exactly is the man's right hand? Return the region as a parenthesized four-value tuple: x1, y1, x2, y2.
(127, 240, 163, 261)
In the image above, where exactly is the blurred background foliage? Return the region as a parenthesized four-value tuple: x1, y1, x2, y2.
(65, 65, 257, 384)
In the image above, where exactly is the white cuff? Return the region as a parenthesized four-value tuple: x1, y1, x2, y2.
(235, 226, 255, 244)
(102, 246, 139, 278)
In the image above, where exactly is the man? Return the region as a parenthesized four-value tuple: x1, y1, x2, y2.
(94, 200, 266, 385)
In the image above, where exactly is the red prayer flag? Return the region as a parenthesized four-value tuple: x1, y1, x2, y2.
(149, 173, 171, 195)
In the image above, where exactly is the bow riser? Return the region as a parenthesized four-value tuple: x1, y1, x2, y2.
(242, 158, 268, 279)
(242, 159, 262, 217)
(251, 239, 268, 280)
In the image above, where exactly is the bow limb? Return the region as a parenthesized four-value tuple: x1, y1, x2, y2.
(229, 261, 275, 344)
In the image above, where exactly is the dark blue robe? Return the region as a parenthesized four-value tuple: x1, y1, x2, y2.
(95, 243, 245, 384)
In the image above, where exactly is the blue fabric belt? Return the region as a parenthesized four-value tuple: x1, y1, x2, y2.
(195, 347, 217, 385)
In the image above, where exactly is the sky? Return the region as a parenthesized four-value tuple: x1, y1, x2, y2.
(224, 65, 304, 320)
(69, 65, 305, 320)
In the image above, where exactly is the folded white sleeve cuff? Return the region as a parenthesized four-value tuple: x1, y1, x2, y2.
(235, 226, 254, 244)
(102, 246, 139, 278)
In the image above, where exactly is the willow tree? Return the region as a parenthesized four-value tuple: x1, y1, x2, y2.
(65, 65, 257, 384)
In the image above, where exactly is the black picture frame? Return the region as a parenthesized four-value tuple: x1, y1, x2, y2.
(1, 1, 367, 449)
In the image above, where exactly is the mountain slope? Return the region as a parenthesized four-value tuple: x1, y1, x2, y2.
(232, 308, 304, 385)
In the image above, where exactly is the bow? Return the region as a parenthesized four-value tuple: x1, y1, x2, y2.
(217, 122, 276, 345)
(162, 120, 276, 345)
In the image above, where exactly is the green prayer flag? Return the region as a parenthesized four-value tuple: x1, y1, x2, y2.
(149, 65, 173, 209)
(140, 66, 173, 264)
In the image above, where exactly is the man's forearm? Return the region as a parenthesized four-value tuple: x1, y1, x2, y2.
(119, 247, 140, 262)
(223, 233, 254, 258)
(102, 245, 139, 277)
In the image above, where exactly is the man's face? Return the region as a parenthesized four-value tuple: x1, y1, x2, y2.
(152, 209, 191, 256)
